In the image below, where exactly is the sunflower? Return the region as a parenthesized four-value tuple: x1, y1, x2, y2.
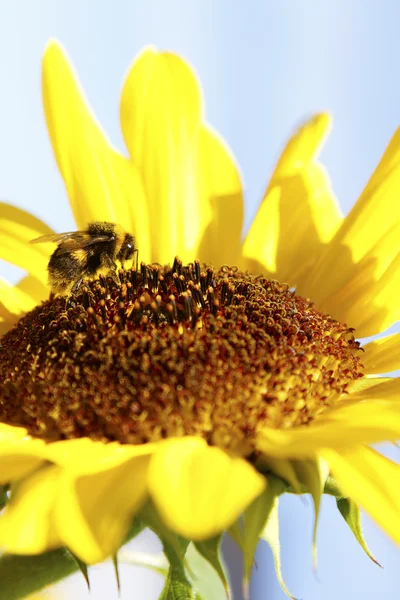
(0, 39, 400, 599)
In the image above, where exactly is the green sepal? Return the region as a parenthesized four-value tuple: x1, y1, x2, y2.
(324, 475, 381, 566)
(139, 501, 189, 561)
(159, 539, 195, 600)
(227, 517, 244, 549)
(324, 475, 344, 498)
(336, 497, 382, 567)
(256, 457, 300, 493)
(68, 551, 90, 591)
(241, 474, 287, 598)
(194, 535, 230, 597)
(260, 499, 297, 600)
(0, 485, 8, 510)
(112, 554, 121, 594)
(139, 502, 195, 599)
(267, 458, 329, 569)
(185, 543, 229, 600)
(140, 502, 228, 599)
(124, 515, 146, 542)
(292, 458, 329, 568)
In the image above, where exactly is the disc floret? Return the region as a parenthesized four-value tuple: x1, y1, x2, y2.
(0, 259, 364, 454)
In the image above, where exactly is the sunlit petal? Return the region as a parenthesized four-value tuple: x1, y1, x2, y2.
(243, 114, 342, 286)
(55, 449, 151, 564)
(148, 437, 265, 540)
(257, 398, 400, 459)
(196, 125, 244, 266)
(42, 40, 148, 252)
(298, 127, 400, 336)
(323, 447, 400, 546)
(0, 439, 46, 482)
(121, 47, 242, 264)
(0, 203, 52, 283)
(362, 333, 400, 374)
(0, 466, 61, 554)
(0, 276, 39, 335)
(16, 274, 48, 304)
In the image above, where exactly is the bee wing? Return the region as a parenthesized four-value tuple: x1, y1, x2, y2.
(29, 231, 87, 245)
(54, 236, 113, 256)
(30, 230, 114, 258)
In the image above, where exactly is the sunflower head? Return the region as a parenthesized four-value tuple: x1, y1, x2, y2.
(0, 39, 399, 600)
(0, 260, 363, 454)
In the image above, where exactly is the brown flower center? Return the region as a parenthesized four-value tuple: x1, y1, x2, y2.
(0, 260, 364, 455)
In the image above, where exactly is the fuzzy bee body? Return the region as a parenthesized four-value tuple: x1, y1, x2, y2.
(30, 221, 136, 296)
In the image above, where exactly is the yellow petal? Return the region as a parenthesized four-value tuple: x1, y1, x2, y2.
(243, 114, 342, 286)
(272, 113, 331, 178)
(42, 40, 148, 254)
(322, 446, 400, 546)
(0, 276, 39, 335)
(0, 203, 52, 284)
(16, 274, 48, 305)
(42, 438, 115, 468)
(54, 447, 151, 564)
(0, 435, 50, 484)
(0, 466, 61, 554)
(196, 125, 244, 266)
(298, 127, 400, 336)
(346, 376, 392, 395)
(148, 437, 265, 540)
(346, 376, 400, 401)
(0, 277, 38, 314)
(362, 333, 400, 375)
(0, 424, 28, 442)
(0, 441, 47, 483)
(121, 47, 211, 263)
(257, 396, 400, 459)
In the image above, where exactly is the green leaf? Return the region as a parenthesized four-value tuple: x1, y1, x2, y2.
(186, 543, 228, 600)
(241, 474, 286, 597)
(193, 536, 229, 597)
(0, 548, 78, 600)
(336, 497, 382, 567)
(0, 514, 147, 599)
(261, 500, 297, 600)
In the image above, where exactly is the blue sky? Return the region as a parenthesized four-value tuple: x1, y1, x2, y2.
(0, 2, 399, 598)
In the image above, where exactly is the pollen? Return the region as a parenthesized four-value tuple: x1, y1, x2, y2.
(0, 260, 364, 455)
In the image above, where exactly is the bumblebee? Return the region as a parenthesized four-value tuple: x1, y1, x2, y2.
(30, 221, 136, 295)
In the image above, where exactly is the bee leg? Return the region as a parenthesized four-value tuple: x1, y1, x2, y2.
(71, 279, 84, 295)
(103, 255, 120, 286)
(66, 279, 83, 309)
(109, 269, 121, 286)
(133, 249, 139, 272)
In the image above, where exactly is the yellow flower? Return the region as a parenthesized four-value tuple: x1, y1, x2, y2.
(0, 39, 400, 596)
